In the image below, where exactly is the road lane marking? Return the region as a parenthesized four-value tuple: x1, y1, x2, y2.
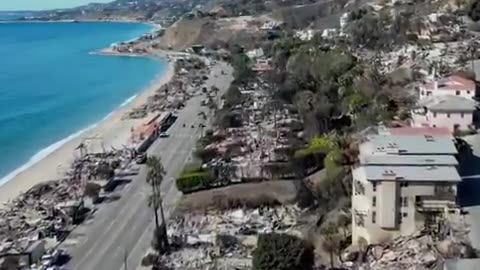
(75, 126, 196, 269)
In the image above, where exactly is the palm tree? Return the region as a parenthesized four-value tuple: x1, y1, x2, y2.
(467, 40, 479, 75)
(146, 156, 168, 250)
(337, 213, 351, 239)
(321, 222, 341, 269)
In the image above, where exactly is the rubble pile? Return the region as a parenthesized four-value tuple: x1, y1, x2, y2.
(370, 40, 475, 77)
(0, 179, 81, 255)
(0, 148, 135, 257)
(344, 229, 475, 270)
(363, 233, 442, 270)
(110, 29, 164, 55)
(160, 206, 301, 269)
(354, 11, 477, 85)
(67, 149, 134, 180)
(204, 80, 302, 182)
(126, 56, 212, 119)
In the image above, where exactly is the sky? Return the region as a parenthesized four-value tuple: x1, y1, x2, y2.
(0, 0, 113, 11)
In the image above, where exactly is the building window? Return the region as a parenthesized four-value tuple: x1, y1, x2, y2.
(447, 113, 451, 118)
(355, 211, 365, 227)
(399, 197, 408, 207)
(354, 181, 365, 195)
(400, 182, 409, 188)
(372, 211, 376, 224)
(372, 196, 376, 207)
(427, 91, 432, 96)
(421, 91, 425, 96)
(401, 197, 408, 207)
(456, 90, 460, 96)
(461, 113, 464, 118)
(468, 91, 471, 94)
(372, 182, 376, 192)
(399, 212, 408, 224)
(433, 112, 437, 118)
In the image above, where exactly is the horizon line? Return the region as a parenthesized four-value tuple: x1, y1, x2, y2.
(0, 1, 112, 12)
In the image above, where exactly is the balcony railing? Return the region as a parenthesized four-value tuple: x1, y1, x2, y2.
(354, 209, 366, 227)
(415, 192, 457, 212)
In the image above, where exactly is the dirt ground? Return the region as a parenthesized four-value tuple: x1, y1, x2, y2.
(156, 16, 266, 50)
(177, 180, 301, 212)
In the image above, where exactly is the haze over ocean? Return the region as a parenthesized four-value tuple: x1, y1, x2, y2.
(0, 22, 166, 183)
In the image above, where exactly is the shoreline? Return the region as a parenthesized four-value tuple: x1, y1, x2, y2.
(0, 19, 151, 23)
(0, 54, 175, 207)
(0, 19, 161, 29)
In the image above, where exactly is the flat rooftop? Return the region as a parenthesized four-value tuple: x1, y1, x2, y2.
(417, 95, 477, 112)
(359, 155, 458, 166)
(355, 166, 461, 182)
(360, 134, 457, 155)
(382, 127, 451, 136)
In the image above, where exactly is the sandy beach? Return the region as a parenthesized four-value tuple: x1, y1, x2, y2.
(0, 56, 174, 206)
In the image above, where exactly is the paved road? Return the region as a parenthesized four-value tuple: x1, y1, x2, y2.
(61, 61, 233, 270)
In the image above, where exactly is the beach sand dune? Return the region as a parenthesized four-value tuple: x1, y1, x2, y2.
(0, 59, 174, 206)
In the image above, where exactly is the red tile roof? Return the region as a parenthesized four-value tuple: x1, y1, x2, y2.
(425, 75, 475, 92)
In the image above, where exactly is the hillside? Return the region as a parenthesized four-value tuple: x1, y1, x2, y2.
(269, 0, 370, 30)
(156, 16, 267, 50)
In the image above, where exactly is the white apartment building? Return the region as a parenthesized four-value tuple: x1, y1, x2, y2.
(411, 95, 476, 132)
(419, 75, 476, 100)
(352, 131, 461, 245)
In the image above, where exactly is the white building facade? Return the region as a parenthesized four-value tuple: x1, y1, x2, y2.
(352, 130, 461, 245)
(411, 95, 476, 132)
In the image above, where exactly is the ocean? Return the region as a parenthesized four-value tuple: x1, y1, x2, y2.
(0, 22, 166, 184)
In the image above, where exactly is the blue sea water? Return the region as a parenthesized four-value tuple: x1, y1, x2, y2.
(0, 22, 166, 184)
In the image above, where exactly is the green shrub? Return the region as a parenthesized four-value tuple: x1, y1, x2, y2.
(294, 135, 337, 158)
(252, 233, 314, 270)
(230, 53, 254, 83)
(223, 84, 244, 108)
(176, 171, 213, 192)
(324, 148, 343, 177)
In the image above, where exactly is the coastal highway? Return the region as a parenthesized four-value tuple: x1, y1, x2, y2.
(61, 61, 233, 270)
